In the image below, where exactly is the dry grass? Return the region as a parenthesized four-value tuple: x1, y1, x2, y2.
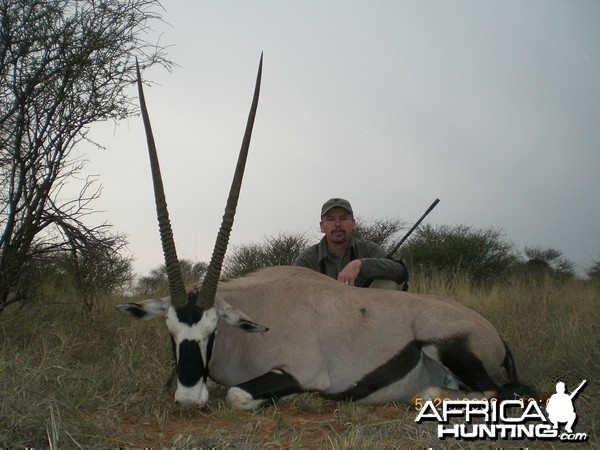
(1, 274, 598, 448)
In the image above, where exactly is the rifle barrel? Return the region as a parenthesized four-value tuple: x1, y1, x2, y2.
(388, 198, 440, 257)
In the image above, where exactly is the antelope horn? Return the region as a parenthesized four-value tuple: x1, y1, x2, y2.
(198, 54, 263, 309)
(136, 59, 188, 308)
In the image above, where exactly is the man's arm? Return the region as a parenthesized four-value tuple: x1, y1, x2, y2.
(354, 240, 408, 284)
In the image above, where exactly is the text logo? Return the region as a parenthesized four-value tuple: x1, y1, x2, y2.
(415, 380, 588, 442)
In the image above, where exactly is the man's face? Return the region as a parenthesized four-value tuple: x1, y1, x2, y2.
(320, 207, 356, 245)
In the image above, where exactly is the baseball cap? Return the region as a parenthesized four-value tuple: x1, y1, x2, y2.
(321, 198, 354, 217)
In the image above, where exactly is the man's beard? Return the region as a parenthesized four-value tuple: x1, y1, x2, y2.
(330, 228, 347, 243)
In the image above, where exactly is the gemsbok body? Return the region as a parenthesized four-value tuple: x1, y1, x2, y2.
(117, 55, 529, 410)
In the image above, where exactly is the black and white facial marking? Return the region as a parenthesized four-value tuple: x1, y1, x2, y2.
(166, 302, 218, 406)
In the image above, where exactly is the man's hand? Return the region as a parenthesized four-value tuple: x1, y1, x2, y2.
(337, 260, 362, 286)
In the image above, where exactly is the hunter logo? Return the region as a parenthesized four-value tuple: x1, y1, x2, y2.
(546, 380, 586, 434)
(414, 379, 588, 442)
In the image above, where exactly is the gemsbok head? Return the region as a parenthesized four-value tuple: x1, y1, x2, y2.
(117, 55, 532, 410)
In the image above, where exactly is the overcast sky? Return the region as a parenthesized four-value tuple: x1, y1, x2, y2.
(82, 0, 599, 278)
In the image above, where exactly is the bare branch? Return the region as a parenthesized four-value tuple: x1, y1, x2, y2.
(0, 0, 170, 311)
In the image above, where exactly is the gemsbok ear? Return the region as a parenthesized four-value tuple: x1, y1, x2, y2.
(215, 299, 269, 333)
(115, 297, 171, 320)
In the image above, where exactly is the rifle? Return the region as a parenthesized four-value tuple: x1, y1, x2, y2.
(387, 198, 440, 258)
(356, 198, 440, 289)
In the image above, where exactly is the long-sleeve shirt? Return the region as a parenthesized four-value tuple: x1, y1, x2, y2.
(293, 236, 407, 286)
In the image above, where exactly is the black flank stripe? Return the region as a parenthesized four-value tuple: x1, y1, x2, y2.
(436, 334, 498, 392)
(328, 340, 423, 402)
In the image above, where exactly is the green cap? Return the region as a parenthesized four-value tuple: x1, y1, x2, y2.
(321, 198, 354, 217)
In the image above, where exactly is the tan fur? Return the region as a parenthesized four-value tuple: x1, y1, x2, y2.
(206, 265, 511, 400)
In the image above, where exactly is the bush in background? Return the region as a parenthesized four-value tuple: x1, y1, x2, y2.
(223, 232, 310, 278)
(401, 224, 519, 285)
(354, 216, 407, 253)
(136, 259, 208, 297)
(16, 248, 132, 312)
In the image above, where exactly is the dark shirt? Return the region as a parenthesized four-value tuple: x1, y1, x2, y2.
(293, 236, 407, 285)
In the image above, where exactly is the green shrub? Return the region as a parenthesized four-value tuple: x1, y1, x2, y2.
(223, 232, 310, 278)
(401, 224, 518, 285)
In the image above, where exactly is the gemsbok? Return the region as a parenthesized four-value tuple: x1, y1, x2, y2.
(117, 55, 530, 410)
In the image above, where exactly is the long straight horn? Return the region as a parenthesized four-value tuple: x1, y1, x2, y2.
(136, 60, 188, 308)
(198, 54, 263, 309)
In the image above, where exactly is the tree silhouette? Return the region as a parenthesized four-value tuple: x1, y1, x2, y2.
(0, 0, 171, 312)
